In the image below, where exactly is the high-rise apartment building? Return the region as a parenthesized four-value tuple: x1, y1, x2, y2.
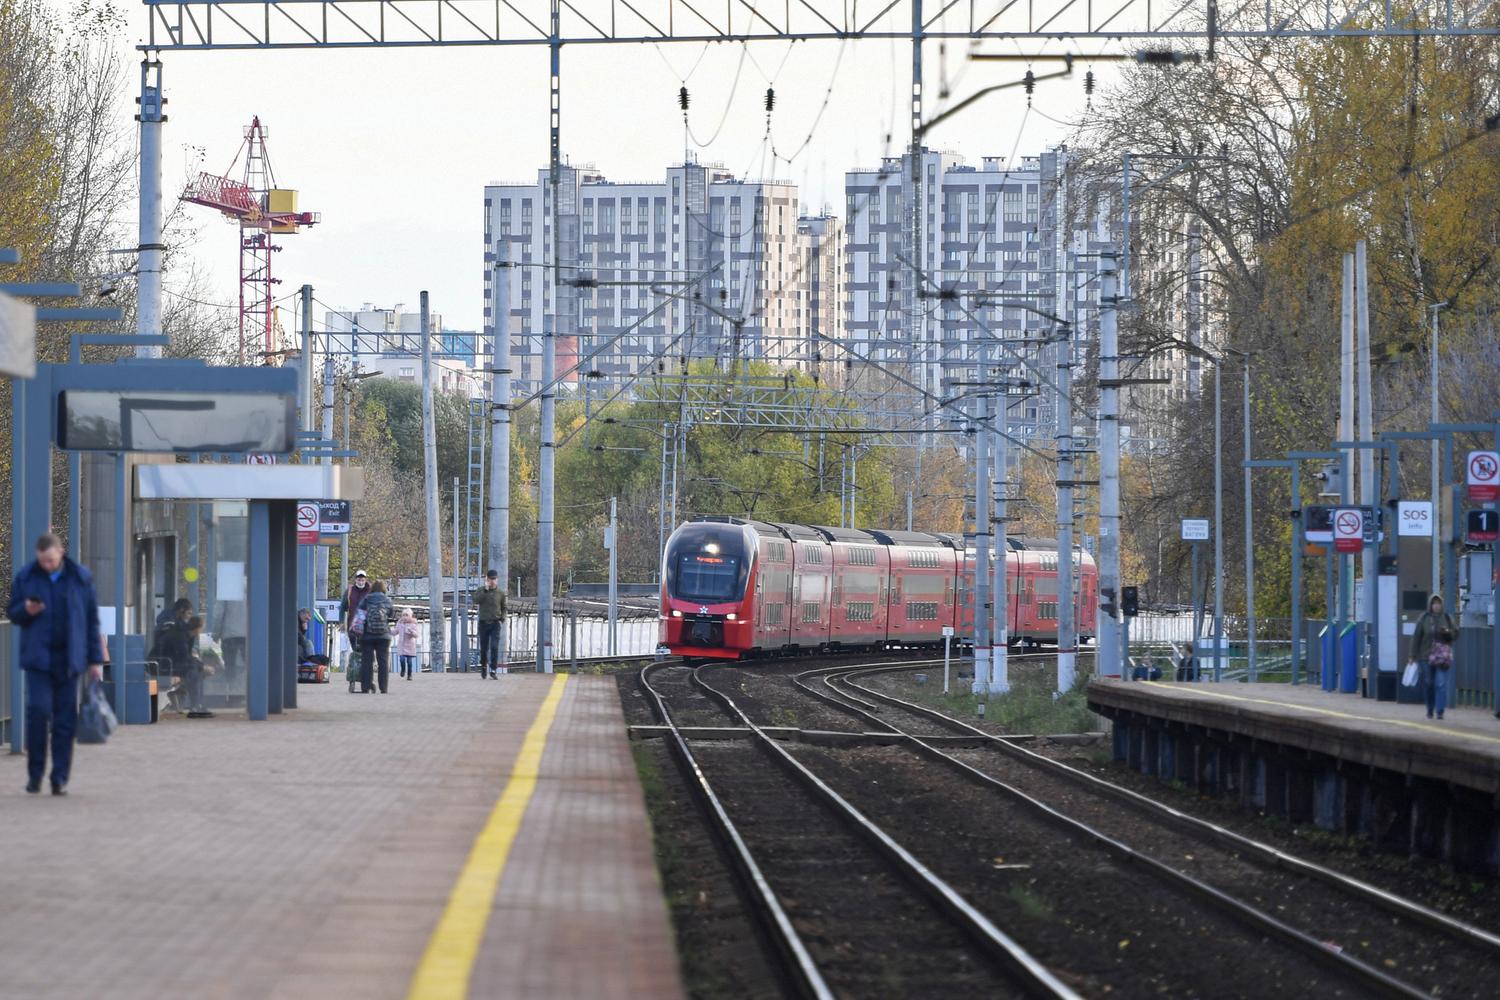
(796, 214, 845, 382)
(845, 146, 1108, 447)
(483, 160, 806, 394)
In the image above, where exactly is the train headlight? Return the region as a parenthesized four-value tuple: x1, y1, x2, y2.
(726, 613, 737, 621)
(672, 609, 682, 617)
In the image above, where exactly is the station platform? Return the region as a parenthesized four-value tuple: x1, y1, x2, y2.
(0, 672, 685, 1000)
(1088, 680, 1500, 869)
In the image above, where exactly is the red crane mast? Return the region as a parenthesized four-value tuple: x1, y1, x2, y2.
(181, 116, 319, 364)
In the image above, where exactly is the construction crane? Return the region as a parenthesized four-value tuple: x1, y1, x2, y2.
(181, 116, 319, 364)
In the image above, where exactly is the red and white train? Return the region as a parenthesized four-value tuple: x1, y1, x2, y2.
(660, 516, 1097, 661)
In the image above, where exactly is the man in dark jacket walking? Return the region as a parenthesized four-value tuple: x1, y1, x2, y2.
(475, 570, 507, 679)
(7, 534, 104, 795)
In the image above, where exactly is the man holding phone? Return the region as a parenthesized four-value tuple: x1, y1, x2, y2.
(7, 533, 104, 795)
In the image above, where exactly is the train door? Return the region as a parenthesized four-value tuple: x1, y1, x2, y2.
(830, 561, 844, 644)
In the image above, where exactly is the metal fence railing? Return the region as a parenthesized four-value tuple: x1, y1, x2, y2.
(330, 609, 661, 674)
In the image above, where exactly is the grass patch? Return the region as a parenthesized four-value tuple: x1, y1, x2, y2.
(1007, 884, 1056, 922)
(769, 706, 799, 728)
(892, 670, 1102, 734)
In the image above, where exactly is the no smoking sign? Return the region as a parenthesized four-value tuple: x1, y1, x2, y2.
(1333, 508, 1364, 553)
(1468, 450, 1500, 502)
(296, 501, 321, 544)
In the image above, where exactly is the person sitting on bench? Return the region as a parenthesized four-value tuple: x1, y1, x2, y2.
(161, 616, 215, 719)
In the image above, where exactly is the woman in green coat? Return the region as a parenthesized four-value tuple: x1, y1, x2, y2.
(1408, 594, 1457, 720)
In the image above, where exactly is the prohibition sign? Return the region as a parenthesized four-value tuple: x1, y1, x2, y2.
(1334, 509, 1363, 553)
(296, 502, 320, 544)
(1469, 451, 1500, 502)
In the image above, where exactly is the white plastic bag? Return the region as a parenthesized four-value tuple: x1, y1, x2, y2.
(1401, 660, 1419, 687)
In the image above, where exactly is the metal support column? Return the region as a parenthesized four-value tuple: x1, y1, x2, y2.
(1243, 358, 1256, 680)
(1098, 255, 1123, 679)
(971, 385, 992, 694)
(536, 18, 562, 674)
(421, 291, 445, 669)
(298, 284, 315, 612)
(1056, 330, 1076, 693)
(1356, 241, 1376, 688)
(247, 500, 270, 721)
(490, 248, 511, 668)
(1213, 361, 1224, 681)
(136, 60, 165, 359)
(607, 496, 618, 656)
(451, 476, 461, 670)
(992, 397, 1009, 695)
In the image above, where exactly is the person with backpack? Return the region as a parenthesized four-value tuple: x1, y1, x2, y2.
(358, 580, 395, 694)
(1407, 594, 1458, 721)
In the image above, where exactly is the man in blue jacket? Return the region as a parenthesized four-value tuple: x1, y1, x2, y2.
(7, 533, 104, 795)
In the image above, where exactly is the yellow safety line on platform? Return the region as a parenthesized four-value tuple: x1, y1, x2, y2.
(408, 673, 571, 1000)
(1141, 681, 1500, 747)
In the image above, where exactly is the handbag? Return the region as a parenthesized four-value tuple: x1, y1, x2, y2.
(1401, 661, 1419, 687)
(1429, 642, 1454, 668)
(350, 607, 367, 636)
(77, 680, 118, 745)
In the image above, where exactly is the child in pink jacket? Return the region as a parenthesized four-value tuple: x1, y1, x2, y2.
(396, 609, 421, 680)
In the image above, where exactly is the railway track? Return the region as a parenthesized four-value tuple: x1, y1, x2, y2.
(803, 661, 1500, 998)
(639, 659, 1080, 999)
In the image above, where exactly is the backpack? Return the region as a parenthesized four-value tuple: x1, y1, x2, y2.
(363, 599, 391, 639)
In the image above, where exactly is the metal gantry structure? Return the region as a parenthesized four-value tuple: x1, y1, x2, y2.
(135, 0, 1500, 679)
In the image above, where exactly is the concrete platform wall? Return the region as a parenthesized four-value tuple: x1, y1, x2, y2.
(1099, 703, 1500, 873)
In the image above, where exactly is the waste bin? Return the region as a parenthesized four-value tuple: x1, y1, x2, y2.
(1338, 623, 1359, 694)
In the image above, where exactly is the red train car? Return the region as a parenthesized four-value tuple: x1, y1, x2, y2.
(660, 517, 1097, 661)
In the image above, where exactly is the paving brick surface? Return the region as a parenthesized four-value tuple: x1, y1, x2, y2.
(0, 672, 683, 1000)
(469, 679, 684, 1000)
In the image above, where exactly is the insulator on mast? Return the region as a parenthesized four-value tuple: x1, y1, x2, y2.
(678, 86, 690, 111)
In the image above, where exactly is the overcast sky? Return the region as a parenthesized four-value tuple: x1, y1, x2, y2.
(124, 9, 1110, 330)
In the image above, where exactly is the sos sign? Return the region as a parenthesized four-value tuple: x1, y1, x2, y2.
(1397, 501, 1433, 537)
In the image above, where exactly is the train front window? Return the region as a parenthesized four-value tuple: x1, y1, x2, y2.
(675, 553, 742, 602)
(666, 528, 750, 603)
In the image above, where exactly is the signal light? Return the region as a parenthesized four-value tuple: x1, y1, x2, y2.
(1122, 586, 1139, 618)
